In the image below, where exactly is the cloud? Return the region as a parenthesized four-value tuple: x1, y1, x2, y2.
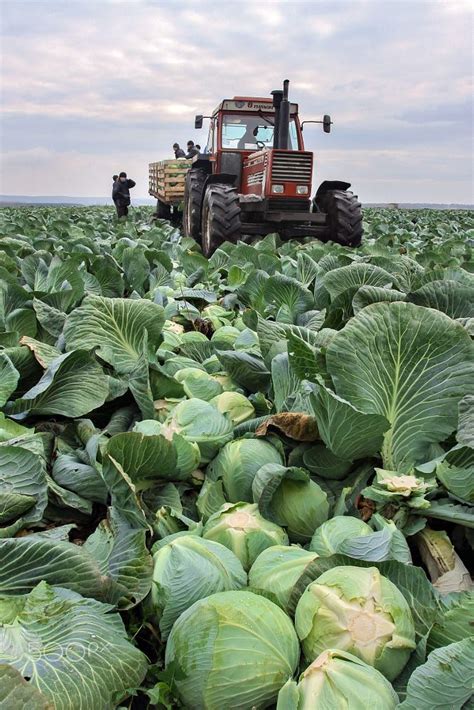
(0, 0, 472, 202)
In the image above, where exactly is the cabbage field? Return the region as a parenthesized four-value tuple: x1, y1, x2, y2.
(0, 205, 473, 709)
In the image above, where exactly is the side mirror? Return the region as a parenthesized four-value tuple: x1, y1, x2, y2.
(195, 115, 203, 129)
(323, 114, 332, 133)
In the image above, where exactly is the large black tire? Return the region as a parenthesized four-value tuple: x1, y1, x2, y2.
(201, 184, 241, 258)
(155, 199, 171, 220)
(183, 169, 207, 241)
(316, 189, 363, 247)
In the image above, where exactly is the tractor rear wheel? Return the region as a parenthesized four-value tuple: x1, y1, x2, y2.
(316, 189, 363, 247)
(201, 184, 241, 258)
(183, 169, 207, 240)
(156, 199, 171, 220)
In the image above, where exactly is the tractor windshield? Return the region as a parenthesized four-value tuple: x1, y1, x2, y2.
(221, 114, 299, 150)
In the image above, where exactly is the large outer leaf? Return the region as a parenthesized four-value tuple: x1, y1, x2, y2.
(52, 452, 107, 504)
(106, 431, 178, 488)
(216, 350, 270, 392)
(326, 302, 474, 469)
(0, 664, 52, 709)
(0, 353, 19, 406)
(82, 507, 153, 607)
(6, 351, 109, 420)
(0, 446, 47, 535)
(63, 295, 165, 373)
(32, 298, 66, 337)
(0, 536, 105, 598)
(0, 508, 152, 608)
(457, 394, 474, 447)
(352, 285, 407, 314)
(408, 279, 474, 319)
(0, 582, 148, 710)
(263, 273, 314, 323)
(309, 385, 389, 460)
(257, 316, 320, 365)
(427, 591, 474, 652)
(323, 262, 396, 299)
(399, 639, 474, 710)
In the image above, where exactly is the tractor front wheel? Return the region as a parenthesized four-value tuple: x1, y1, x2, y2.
(183, 169, 207, 241)
(201, 184, 241, 258)
(316, 189, 363, 247)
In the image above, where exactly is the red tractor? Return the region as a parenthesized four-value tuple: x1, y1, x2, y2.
(183, 80, 362, 256)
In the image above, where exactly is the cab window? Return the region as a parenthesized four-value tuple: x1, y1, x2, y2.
(221, 114, 299, 150)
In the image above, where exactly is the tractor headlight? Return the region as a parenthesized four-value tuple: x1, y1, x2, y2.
(271, 184, 284, 194)
(296, 185, 309, 195)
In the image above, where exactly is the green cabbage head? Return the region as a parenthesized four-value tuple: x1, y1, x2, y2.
(161, 398, 233, 463)
(252, 464, 329, 543)
(309, 516, 372, 555)
(207, 438, 284, 502)
(151, 535, 246, 638)
(276, 649, 398, 710)
(203, 502, 288, 571)
(249, 545, 318, 614)
(295, 565, 416, 680)
(210, 391, 255, 425)
(165, 590, 300, 710)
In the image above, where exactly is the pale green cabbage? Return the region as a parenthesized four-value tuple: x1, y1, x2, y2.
(165, 590, 300, 710)
(295, 565, 416, 680)
(202, 502, 288, 570)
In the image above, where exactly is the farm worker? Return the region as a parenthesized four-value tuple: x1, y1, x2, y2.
(112, 175, 119, 212)
(173, 143, 186, 159)
(112, 171, 136, 218)
(185, 140, 200, 159)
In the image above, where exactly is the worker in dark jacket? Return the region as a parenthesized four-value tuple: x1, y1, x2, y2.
(112, 171, 136, 218)
(173, 143, 186, 159)
(185, 140, 200, 159)
(112, 175, 119, 211)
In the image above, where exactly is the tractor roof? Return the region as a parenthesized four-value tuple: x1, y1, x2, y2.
(212, 97, 298, 115)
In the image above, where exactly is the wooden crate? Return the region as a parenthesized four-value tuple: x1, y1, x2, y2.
(148, 159, 192, 203)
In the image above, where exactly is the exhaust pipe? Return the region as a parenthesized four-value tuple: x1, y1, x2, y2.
(278, 79, 290, 150)
(271, 88, 283, 148)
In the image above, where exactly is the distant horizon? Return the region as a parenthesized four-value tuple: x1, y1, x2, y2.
(1, 194, 473, 210)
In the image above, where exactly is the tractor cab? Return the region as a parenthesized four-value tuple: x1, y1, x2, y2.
(185, 80, 362, 256)
(195, 92, 305, 188)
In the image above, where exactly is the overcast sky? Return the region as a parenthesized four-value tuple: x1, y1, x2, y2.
(1, 0, 472, 202)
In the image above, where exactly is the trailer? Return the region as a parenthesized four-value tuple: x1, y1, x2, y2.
(149, 159, 192, 221)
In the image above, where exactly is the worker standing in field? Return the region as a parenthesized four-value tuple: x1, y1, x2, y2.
(112, 171, 136, 218)
(173, 143, 186, 158)
(112, 175, 119, 213)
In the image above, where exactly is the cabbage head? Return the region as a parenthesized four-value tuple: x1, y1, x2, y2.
(295, 565, 416, 680)
(203, 502, 288, 571)
(249, 545, 318, 613)
(276, 649, 398, 710)
(210, 391, 255, 425)
(252, 464, 329, 543)
(161, 398, 233, 463)
(151, 535, 246, 638)
(309, 516, 372, 555)
(165, 590, 300, 710)
(207, 438, 284, 502)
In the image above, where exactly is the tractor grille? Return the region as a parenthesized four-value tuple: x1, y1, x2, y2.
(267, 198, 310, 211)
(271, 151, 312, 183)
